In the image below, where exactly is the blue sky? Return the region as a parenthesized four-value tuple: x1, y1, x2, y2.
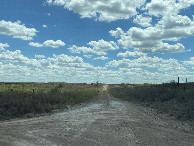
(0, 0, 194, 83)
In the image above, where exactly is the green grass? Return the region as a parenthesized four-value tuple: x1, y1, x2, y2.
(0, 83, 102, 120)
(109, 83, 194, 122)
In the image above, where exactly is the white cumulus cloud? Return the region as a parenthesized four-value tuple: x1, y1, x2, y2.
(109, 27, 124, 38)
(158, 15, 193, 30)
(83, 55, 93, 58)
(68, 39, 118, 55)
(183, 57, 194, 69)
(35, 55, 46, 59)
(94, 56, 109, 60)
(117, 51, 147, 57)
(0, 49, 194, 83)
(133, 15, 152, 27)
(29, 42, 44, 47)
(106, 56, 186, 73)
(0, 20, 37, 40)
(29, 40, 66, 48)
(88, 39, 119, 52)
(145, 0, 194, 17)
(43, 40, 65, 48)
(42, 24, 47, 28)
(110, 14, 194, 54)
(145, 0, 180, 17)
(46, 0, 146, 22)
(0, 50, 40, 67)
(0, 43, 9, 50)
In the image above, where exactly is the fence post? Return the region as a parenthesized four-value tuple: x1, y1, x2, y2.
(177, 77, 180, 88)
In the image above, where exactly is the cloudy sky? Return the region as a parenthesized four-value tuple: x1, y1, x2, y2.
(0, 0, 194, 84)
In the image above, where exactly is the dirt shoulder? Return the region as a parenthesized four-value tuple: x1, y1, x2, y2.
(0, 85, 193, 146)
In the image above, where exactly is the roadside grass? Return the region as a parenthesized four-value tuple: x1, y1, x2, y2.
(0, 83, 102, 120)
(109, 83, 194, 122)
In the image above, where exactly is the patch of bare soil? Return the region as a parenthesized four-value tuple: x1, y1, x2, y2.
(0, 85, 193, 146)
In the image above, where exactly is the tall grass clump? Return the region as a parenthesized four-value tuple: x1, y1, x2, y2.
(109, 83, 194, 122)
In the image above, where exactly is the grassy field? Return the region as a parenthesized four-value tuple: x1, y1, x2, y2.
(0, 82, 102, 120)
(109, 83, 194, 122)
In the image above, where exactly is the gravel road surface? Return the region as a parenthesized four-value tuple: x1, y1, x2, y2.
(0, 85, 193, 146)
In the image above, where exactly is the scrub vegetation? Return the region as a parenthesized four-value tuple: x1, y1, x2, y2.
(109, 82, 194, 122)
(0, 82, 102, 120)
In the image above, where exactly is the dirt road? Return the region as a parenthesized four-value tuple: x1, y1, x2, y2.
(0, 85, 193, 146)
